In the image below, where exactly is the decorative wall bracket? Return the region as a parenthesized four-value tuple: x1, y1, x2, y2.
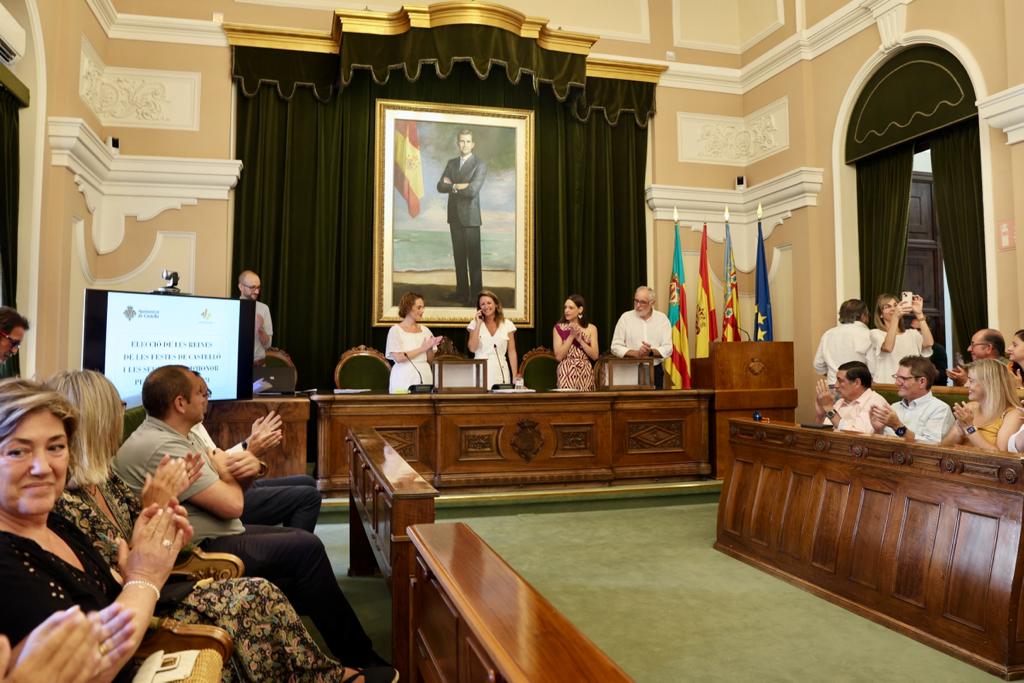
(48, 117, 242, 255)
(860, 0, 911, 51)
(978, 83, 1024, 146)
(645, 166, 823, 273)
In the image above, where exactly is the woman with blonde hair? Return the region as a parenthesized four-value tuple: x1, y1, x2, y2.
(941, 358, 1024, 451)
(47, 370, 396, 683)
(868, 293, 933, 381)
(467, 289, 518, 387)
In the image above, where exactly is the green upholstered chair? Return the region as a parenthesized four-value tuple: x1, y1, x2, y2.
(122, 405, 147, 443)
(873, 383, 967, 409)
(520, 347, 558, 391)
(334, 345, 391, 391)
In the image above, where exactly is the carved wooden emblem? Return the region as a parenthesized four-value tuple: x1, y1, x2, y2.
(747, 358, 766, 375)
(813, 437, 830, 452)
(783, 434, 797, 447)
(850, 445, 867, 459)
(891, 450, 912, 466)
(560, 431, 588, 450)
(940, 456, 961, 474)
(1000, 467, 1019, 484)
(511, 420, 544, 462)
(754, 429, 766, 441)
(377, 428, 418, 461)
(628, 422, 684, 451)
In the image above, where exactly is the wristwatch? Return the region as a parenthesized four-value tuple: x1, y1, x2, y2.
(965, 425, 977, 435)
(894, 425, 908, 437)
(825, 410, 836, 420)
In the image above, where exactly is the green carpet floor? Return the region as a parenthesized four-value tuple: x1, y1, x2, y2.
(320, 496, 995, 681)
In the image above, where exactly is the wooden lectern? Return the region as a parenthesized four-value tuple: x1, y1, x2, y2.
(691, 341, 796, 480)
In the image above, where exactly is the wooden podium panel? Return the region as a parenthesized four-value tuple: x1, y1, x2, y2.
(691, 341, 796, 480)
(204, 397, 309, 479)
(718, 419, 1024, 679)
(313, 391, 712, 493)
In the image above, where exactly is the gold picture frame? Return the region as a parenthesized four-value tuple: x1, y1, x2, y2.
(373, 99, 534, 327)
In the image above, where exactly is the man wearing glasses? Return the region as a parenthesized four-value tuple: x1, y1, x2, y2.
(237, 270, 273, 366)
(869, 355, 954, 443)
(611, 286, 673, 388)
(0, 306, 28, 365)
(947, 329, 1005, 385)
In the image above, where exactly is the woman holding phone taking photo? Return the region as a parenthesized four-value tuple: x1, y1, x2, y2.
(868, 292, 933, 381)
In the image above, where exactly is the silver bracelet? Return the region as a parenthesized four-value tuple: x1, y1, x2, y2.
(123, 579, 161, 601)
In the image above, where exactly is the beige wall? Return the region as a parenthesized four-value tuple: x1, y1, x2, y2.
(13, 0, 1024, 428)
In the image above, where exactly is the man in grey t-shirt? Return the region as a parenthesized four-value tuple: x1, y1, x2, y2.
(238, 270, 273, 365)
(115, 364, 383, 667)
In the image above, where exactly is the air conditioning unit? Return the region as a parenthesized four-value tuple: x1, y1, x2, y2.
(0, 4, 26, 66)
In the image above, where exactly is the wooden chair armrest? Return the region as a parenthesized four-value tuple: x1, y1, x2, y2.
(136, 617, 233, 663)
(172, 548, 245, 580)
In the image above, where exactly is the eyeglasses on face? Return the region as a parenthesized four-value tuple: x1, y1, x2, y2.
(633, 298, 651, 305)
(0, 330, 21, 350)
(892, 373, 923, 382)
(968, 341, 991, 348)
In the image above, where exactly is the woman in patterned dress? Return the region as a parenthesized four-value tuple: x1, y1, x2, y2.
(553, 294, 600, 390)
(45, 370, 396, 683)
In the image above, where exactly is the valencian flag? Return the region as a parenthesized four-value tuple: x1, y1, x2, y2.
(393, 120, 424, 217)
(754, 218, 774, 341)
(695, 223, 718, 358)
(721, 221, 741, 341)
(666, 222, 691, 389)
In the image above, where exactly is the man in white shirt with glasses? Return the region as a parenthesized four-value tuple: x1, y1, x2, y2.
(870, 355, 954, 443)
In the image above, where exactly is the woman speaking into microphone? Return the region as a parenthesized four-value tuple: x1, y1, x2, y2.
(467, 290, 518, 389)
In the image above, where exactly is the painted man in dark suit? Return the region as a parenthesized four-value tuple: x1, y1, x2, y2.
(437, 128, 488, 305)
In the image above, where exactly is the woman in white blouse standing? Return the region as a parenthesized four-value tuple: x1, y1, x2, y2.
(386, 292, 442, 393)
(467, 289, 518, 388)
(868, 292, 933, 381)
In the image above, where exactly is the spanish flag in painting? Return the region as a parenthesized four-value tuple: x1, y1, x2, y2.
(695, 224, 718, 358)
(666, 224, 691, 389)
(394, 120, 424, 217)
(754, 221, 774, 341)
(721, 223, 741, 341)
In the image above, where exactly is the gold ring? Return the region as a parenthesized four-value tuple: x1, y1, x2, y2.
(99, 641, 109, 656)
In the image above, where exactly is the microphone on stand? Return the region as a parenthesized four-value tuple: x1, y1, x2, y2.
(490, 342, 514, 390)
(407, 351, 434, 394)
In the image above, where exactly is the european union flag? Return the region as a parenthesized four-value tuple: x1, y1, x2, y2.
(754, 222, 773, 341)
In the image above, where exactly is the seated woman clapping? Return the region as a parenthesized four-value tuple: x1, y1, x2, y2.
(46, 370, 391, 683)
(941, 359, 1024, 451)
(0, 377, 190, 682)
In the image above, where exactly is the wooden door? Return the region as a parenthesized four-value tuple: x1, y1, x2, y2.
(904, 171, 945, 340)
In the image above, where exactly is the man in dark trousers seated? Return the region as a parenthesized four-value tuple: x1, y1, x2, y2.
(115, 364, 386, 668)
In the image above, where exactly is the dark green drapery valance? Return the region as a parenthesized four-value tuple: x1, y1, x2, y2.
(340, 26, 585, 101)
(846, 45, 976, 164)
(233, 47, 340, 102)
(232, 43, 656, 127)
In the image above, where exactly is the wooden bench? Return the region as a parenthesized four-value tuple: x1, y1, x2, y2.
(717, 418, 1024, 679)
(408, 522, 633, 682)
(347, 427, 438, 682)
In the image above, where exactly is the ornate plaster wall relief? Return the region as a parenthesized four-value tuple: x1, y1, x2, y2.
(79, 38, 200, 130)
(678, 97, 789, 166)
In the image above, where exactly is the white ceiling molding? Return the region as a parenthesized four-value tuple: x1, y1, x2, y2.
(48, 117, 242, 255)
(658, 0, 914, 93)
(79, 38, 201, 131)
(673, 0, 785, 55)
(677, 97, 789, 166)
(645, 166, 823, 272)
(84, 0, 227, 46)
(978, 83, 1024, 146)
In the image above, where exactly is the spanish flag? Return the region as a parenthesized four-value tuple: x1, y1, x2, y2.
(695, 223, 718, 358)
(394, 120, 424, 217)
(666, 225, 691, 389)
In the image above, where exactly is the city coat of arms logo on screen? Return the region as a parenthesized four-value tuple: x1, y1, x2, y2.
(373, 100, 534, 327)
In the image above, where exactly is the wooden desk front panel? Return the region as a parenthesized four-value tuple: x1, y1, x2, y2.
(316, 395, 435, 494)
(610, 394, 710, 478)
(718, 420, 1024, 678)
(204, 397, 309, 479)
(433, 394, 615, 488)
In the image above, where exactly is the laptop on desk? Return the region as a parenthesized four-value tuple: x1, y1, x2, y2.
(253, 366, 297, 394)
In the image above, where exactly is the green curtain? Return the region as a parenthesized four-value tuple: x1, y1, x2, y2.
(0, 85, 22, 378)
(930, 119, 986, 353)
(856, 143, 914, 312)
(234, 62, 648, 388)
